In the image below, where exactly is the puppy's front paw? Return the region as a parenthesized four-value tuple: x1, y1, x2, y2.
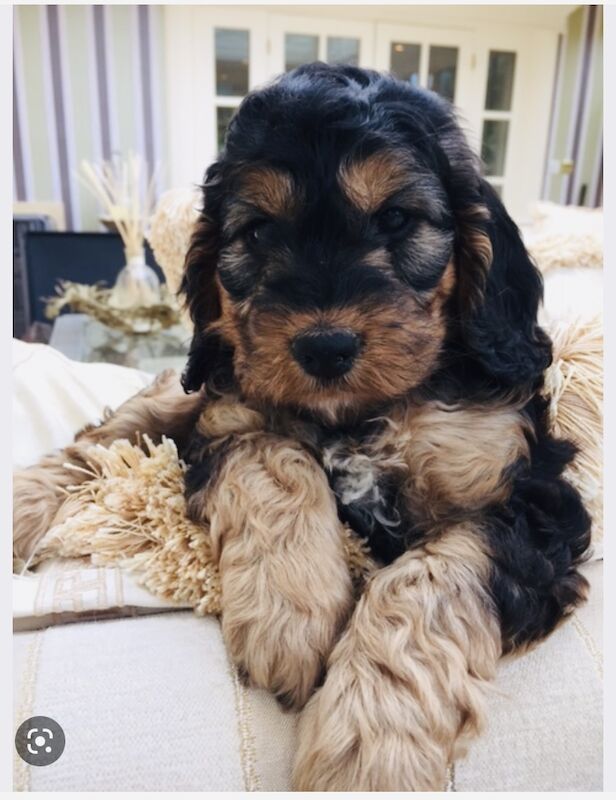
(292, 649, 446, 791)
(221, 563, 353, 710)
(292, 649, 377, 791)
(206, 435, 356, 710)
(292, 536, 497, 790)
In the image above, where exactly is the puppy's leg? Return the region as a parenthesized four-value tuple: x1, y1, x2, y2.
(13, 369, 205, 564)
(191, 432, 355, 710)
(293, 524, 501, 790)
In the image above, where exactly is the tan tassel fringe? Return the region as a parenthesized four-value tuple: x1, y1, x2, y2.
(35, 436, 375, 615)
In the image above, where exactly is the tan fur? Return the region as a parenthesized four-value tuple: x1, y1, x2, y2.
(195, 395, 266, 440)
(237, 166, 298, 218)
(293, 524, 501, 790)
(437, 258, 457, 296)
(338, 150, 411, 213)
(405, 404, 531, 513)
(187, 431, 355, 710)
(318, 397, 530, 525)
(13, 370, 205, 566)
(214, 279, 248, 352)
(456, 202, 493, 312)
(12, 359, 584, 788)
(214, 270, 455, 424)
(364, 399, 532, 518)
(362, 246, 391, 270)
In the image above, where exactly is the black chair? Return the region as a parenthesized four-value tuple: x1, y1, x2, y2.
(24, 231, 166, 324)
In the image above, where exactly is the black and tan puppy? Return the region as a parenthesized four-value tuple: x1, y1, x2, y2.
(14, 63, 591, 791)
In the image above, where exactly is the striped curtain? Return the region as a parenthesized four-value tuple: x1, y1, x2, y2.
(13, 5, 167, 231)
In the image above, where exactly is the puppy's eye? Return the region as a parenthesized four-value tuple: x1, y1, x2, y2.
(245, 220, 273, 246)
(377, 207, 410, 234)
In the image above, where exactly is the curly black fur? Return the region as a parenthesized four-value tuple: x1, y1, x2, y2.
(486, 396, 591, 650)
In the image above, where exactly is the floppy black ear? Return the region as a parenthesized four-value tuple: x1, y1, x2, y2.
(179, 171, 234, 394)
(455, 179, 552, 388)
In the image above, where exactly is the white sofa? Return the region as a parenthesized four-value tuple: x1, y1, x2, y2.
(12, 269, 603, 791)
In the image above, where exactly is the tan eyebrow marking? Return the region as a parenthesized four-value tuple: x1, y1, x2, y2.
(237, 166, 299, 218)
(338, 151, 411, 214)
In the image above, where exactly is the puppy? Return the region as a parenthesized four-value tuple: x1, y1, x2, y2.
(14, 63, 591, 791)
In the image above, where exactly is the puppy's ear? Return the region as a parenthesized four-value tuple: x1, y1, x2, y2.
(180, 212, 221, 330)
(179, 174, 230, 393)
(454, 179, 552, 387)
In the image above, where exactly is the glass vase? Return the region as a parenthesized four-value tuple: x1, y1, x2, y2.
(109, 250, 161, 309)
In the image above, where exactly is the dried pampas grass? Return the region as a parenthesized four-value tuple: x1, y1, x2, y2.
(45, 281, 182, 335)
(79, 153, 158, 261)
(529, 233, 603, 274)
(34, 436, 375, 616)
(147, 188, 201, 295)
(35, 437, 222, 614)
(544, 315, 603, 545)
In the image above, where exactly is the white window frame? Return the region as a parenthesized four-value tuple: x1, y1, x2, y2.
(267, 14, 375, 74)
(374, 23, 476, 126)
(471, 24, 558, 219)
(163, 8, 559, 221)
(163, 6, 269, 187)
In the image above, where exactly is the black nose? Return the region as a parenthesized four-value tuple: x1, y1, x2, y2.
(291, 329, 360, 379)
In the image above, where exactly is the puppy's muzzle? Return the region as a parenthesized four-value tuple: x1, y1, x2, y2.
(291, 329, 360, 380)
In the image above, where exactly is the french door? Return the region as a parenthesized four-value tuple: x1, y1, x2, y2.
(267, 15, 374, 75)
(375, 24, 477, 131)
(375, 23, 549, 218)
(375, 24, 502, 195)
(164, 8, 557, 221)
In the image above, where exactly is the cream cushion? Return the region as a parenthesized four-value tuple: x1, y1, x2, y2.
(13, 613, 297, 791)
(12, 340, 152, 469)
(12, 338, 602, 790)
(13, 566, 602, 792)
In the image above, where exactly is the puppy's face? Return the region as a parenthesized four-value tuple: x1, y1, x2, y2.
(184, 65, 548, 421)
(211, 146, 456, 421)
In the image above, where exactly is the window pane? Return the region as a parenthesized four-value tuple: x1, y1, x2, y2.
(390, 42, 421, 87)
(428, 46, 458, 102)
(285, 34, 319, 71)
(485, 51, 516, 111)
(215, 29, 249, 96)
(217, 107, 235, 151)
(326, 37, 359, 66)
(481, 119, 510, 177)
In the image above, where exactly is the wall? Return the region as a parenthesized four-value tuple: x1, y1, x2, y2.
(13, 5, 167, 231)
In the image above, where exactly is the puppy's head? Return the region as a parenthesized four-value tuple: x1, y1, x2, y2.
(181, 63, 550, 421)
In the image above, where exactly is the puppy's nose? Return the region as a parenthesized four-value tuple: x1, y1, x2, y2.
(291, 330, 360, 379)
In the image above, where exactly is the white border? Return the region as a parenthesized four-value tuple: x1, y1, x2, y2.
(3, 3, 611, 797)
(601, 6, 614, 794)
